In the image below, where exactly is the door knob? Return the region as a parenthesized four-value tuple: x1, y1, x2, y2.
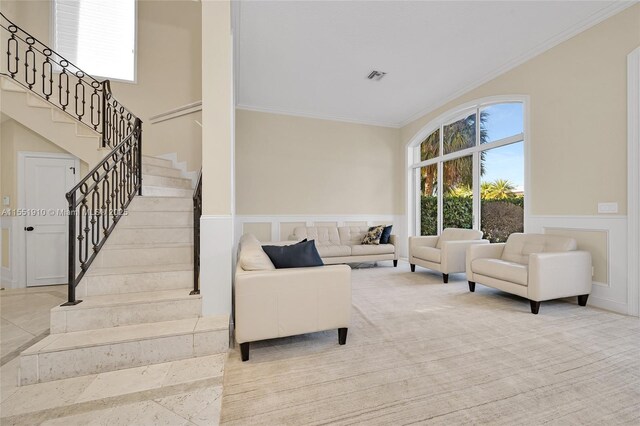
(24, 226, 34, 231)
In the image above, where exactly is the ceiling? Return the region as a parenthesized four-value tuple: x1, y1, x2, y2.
(235, 1, 634, 128)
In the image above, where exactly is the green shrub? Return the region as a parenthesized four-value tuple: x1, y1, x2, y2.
(481, 200, 524, 242)
(420, 196, 524, 243)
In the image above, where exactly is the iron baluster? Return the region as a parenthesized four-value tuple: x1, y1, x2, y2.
(63, 192, 81, 306)
(42, 54, 52, 100)
(192, 171, 202, 295)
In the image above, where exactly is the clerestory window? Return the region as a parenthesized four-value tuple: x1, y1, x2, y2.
(52, 0, 136, 82)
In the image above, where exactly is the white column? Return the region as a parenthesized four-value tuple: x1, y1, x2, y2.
(200, 0, 234, 316)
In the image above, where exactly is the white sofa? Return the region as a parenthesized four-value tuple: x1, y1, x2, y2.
(234, 234, 351, 361)
(466, 233, 592, 314)
(293, 226, 398, 266)
(409, 228, 488, 282)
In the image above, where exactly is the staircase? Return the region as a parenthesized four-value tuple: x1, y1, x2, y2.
(18, 156, 228, 385)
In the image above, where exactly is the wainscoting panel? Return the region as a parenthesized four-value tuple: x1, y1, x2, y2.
(528, 215, 628, 314)
(279, 222, 306, 241)
(241, 222, 272, 242)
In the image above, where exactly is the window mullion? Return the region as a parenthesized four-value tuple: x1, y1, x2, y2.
(438, 125, 444, 235)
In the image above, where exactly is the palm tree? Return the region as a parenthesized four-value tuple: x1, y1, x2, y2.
(482, 179, 516, 199)
(420, 112, 488, 196)
(448, 184, 472, 197)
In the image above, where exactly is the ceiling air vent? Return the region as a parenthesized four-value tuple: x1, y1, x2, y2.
(367, 70, 387, 81)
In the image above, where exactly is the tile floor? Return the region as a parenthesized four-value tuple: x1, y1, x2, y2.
(0, 285, 225, 425)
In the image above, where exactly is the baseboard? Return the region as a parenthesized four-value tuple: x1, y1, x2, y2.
(588, 295, 630, 315)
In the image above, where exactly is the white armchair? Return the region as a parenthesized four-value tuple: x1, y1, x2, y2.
(466, 233, 592, 314)
(409, 228, 488, 283)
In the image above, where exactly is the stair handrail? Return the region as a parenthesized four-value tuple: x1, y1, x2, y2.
(0, 12, 138, 149)
(192, 169, 202, 296)
(64, 118, 143, 305)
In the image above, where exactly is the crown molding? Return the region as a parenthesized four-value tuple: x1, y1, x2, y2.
(235, 104, 401, 129)
(398, 1, 637, 128)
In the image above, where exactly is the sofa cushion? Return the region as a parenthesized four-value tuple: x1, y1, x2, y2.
(472, 258, 528, 286)
(411, 246, 441, 263)
(293, 227, 341, 245)
(317, 244, 352, 258)
(338, 226, 369, 245)
(501, 233, 577, 265)
(436, 228, 483, 249)
(379, 225, 393, 244)
(262, 240, 324, 269)
(362, 225, 385, 245)
(352, 244, 395, 256)
(239, 234, 276, 271)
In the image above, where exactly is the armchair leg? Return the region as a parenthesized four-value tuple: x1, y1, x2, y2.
(240, 342, 250, 362)
(442, 273, 449, 283)
(530, 300, 541, 315)
(410, 264, 415, 272)
(578, 294, 589, 306)
(468, 281, 475, 292)
(338, 328, 348, 345)
(393, 260, 398, 267)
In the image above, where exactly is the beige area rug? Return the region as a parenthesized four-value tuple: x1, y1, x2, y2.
(221, 262, 640, 425)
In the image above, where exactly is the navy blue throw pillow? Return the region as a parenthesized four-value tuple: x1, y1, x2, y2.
(369, 225, 393, 244)
(262, 240, 324, 269)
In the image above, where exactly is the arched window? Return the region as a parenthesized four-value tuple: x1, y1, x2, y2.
(407, 97, 528, 242)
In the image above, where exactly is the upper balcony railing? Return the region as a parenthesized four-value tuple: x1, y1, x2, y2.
(0, 12, 138, 149)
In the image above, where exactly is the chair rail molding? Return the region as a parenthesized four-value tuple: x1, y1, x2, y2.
(527, 215, 628, 314)
(627, 46, 640, 317)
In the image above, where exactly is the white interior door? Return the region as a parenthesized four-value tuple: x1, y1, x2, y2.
(25, 156, 77, 286)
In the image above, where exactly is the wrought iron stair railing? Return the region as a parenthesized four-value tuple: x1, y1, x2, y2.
(0, 12, 143, 305)
(192, 170, 202, 296)
(65, 122, 143, 305)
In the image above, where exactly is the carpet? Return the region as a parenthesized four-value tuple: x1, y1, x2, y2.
(221, 262, 640, 425)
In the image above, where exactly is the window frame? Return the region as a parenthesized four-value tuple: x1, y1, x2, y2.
(406, 96, 530, 237)
(50, 0, 138, 84)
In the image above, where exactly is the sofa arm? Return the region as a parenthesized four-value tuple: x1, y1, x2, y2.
(528, 251, 592, 301)
(409, 236, 438, 256)
(235, 265, 351, 344)
(388, 234, 399, 260)
(440, 239, 490, 274)
(466, 243, 505, 279)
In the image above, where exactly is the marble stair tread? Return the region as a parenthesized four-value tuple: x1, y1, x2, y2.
(113, 224, 192, 229)
(101, 241, 193, 250)
(127, 196, 192, 211)
(141, 163, 183, 178)
(142, 185, 193, 197)
(142, 174, 193, 190)
(141, 155, 173, 168)
(54, 289, 197, 310)
(85, 263, 193, 277)
(22, 316, 228, 355)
